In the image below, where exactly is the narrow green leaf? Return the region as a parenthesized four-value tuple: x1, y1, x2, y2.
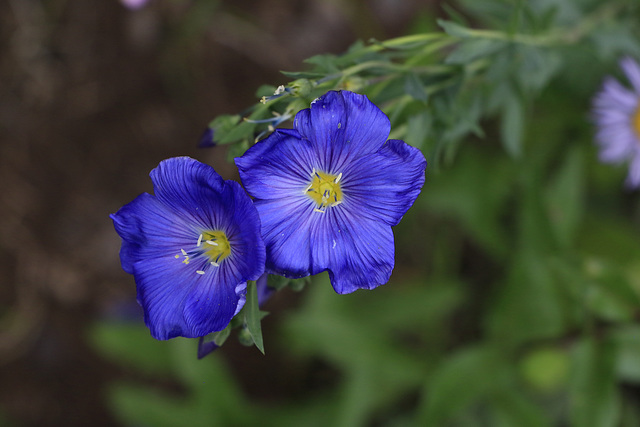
(501, 94, 524, 158)
(569, 338, 620, 427)
(244, 280, 265, 354)
(404, 72, 429, 103)
(545, 146, 585, 247)
(437, 19, 472, 38)
(445, 38, 504, 64)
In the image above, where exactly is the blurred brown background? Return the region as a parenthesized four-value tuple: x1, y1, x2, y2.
(0, 0, 432, 425)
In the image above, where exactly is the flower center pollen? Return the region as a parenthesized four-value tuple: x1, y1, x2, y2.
(305, 169, 343, 211)
(200, 230, 231, 264)
(634, 105, 640, 139)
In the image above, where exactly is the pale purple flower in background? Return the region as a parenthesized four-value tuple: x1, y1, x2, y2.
(120, 0, 150, 10)
(593, 57, 640, 188)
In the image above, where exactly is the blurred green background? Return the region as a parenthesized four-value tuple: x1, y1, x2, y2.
(2, 0, 640, 426)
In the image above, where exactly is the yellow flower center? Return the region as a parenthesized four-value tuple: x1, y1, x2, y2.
(174, 230, 231, 276)
(634, 105, 640, 139)
(200, 230, 231, 264)
(305, 169, 343, 211)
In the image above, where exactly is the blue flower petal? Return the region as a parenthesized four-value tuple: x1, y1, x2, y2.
(258, 197, 316, 278)
(252, 195, 394, 293)
(222, 180, 267, 282)
(236, 91, 425, 292)
(235, 129, 315, 201)
(132, 256, 246, 339)
(198, 127, 216, 148)
(151, 157, 227, 228)
(341, 139, 426, 226)
(110, 193, 195, 274)
(294, 91, 391, 169)
(309, 208, 395, 294)
(111, 157, 265, 339)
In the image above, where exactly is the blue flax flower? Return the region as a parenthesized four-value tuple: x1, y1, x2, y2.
(593, 57, 640, 187)
(111, 157, 265, 339)
(235, 90, 426, 294)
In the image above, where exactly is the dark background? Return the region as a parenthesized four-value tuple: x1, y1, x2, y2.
(0, 1, 432, 425)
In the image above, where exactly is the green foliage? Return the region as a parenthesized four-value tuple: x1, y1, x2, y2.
(95, 1, 640, 426)
(243, 280, 265, 354)
(91, 324, 254, 426)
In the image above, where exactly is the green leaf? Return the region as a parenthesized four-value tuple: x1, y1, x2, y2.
(445, 38, 505, 64)
(611, 324, 640, 383)
(437, 19, 473, 38)
(487, 252, 568, 347)
(107, 348, 254, 427)
(405, 111, 431, 151)
(489, 388, 551, 427)
(217, 120, 255, 145)
(545, 146, 585, 247)
(255, 84, 278, 98)
(206, 114, 240, 144)
(500, 93, 524, 158)
(243, 280, 265, 354)
(418, 346, 507, 425)
(421, 145, 512, 258)
(404, 72, 429, 103)
(569, 337, 620, 427)
(266, 273, 292, 291)
(288, 276, 310, 292)
(109, 382, 199, 427)
(519, 346, 570, 392)
(280, 70, 326, 80)
(304, 53, 340, 73)
(88, 323, 176, 376)
(210, 323, 232, 346)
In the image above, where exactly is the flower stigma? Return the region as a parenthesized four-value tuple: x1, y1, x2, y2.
(305, 169, 343, 211)
(200, 230, 231, 264)
(178, 231, 231, 272)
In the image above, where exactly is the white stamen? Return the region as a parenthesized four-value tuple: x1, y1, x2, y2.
(310, 168, 316, 177)
(274, 85, 285, 95)
(210, 261, 220, 267)
(181, 248, 187, 256)
(331, 201, 343, 207)
(303, 183, 313, 194)
(334, 173, 343, 184)
(314, 208, 325, 213)
(197, 234, 203, 247)
(206, 240, 218, 246)
(196, 270, 205, 275)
